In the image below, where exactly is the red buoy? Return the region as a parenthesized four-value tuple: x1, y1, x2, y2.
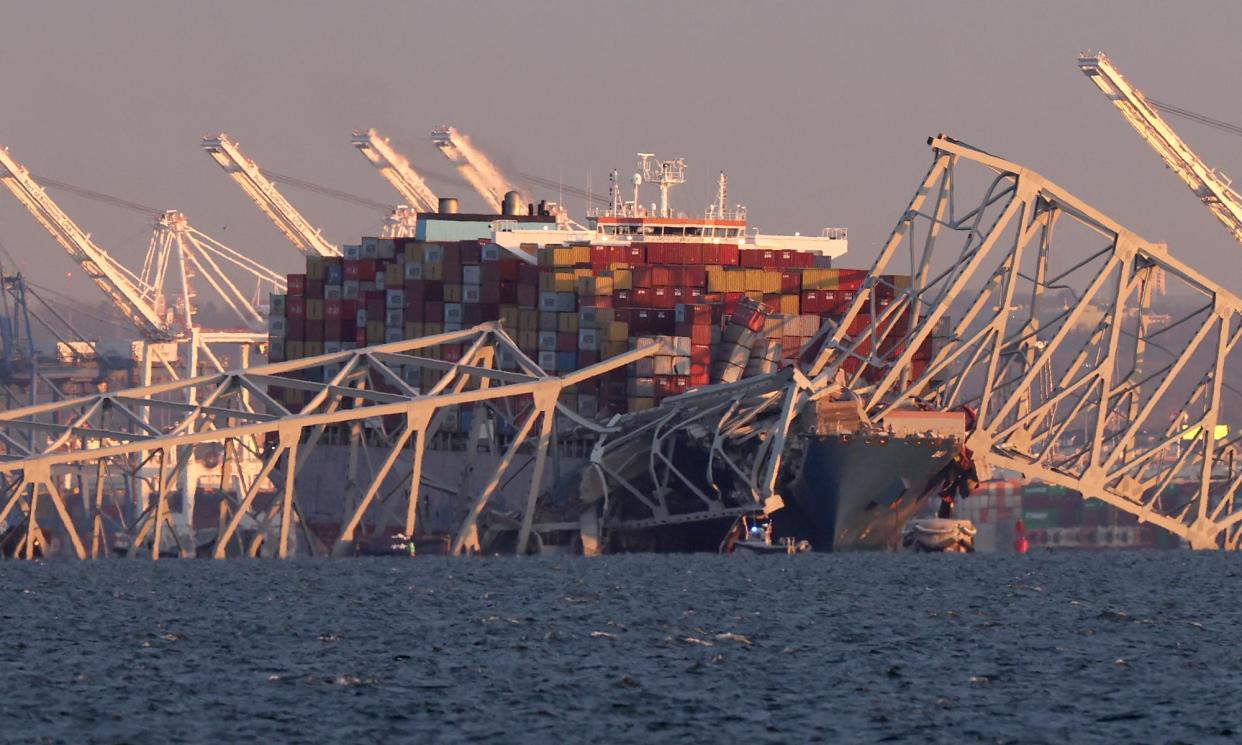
(1014, 519, 1030, 554)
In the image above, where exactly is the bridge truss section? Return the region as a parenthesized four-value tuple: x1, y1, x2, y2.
(797, 135, 1242, 549)
(0, 323, 660, 559)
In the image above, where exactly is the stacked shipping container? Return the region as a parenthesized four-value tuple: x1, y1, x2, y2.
(267, 236, 923, 422)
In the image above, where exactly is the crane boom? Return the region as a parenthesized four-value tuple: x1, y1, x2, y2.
(201, 134, 340, 257)
(351, 129, 439, 213)
(0, 146, 170, 339)
(1078, 52, 1242, 247)
(431, 126, 524, 213)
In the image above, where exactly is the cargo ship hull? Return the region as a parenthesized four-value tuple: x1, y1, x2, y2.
(779, 434, 961, 551)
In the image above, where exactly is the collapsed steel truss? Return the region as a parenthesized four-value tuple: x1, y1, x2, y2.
(789, 136, 1242, 549)
(2, 135, 1239, 557)
(0, 324, 658, 559)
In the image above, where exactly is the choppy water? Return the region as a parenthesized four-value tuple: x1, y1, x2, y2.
(0, 552, 1239, 744)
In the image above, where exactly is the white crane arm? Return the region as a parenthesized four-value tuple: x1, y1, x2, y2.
(0, 146, 170, 339)
(430, 126, 524, 213)
(351, 129, 439, 213)
(201, 134, 340, 257)
(1078, 52, 1242, 246)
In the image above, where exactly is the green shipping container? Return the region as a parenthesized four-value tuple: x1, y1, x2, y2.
(1022, 508, 1060, 529)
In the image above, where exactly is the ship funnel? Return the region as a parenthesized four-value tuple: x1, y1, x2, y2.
(501, 190, 525, 216)
(438, 197, 459, 214)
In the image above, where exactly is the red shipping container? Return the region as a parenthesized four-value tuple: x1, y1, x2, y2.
(479, 283, 500, 304)
(403, 280, 426, 306)
(776, 250, 797, 268)
(518, 263, 540, 284)
(460, 242, 482, 263)
(286, 274, 306, 296)
(701, 244, 720, 265)
(480, 262, 501, 285)
(586, 294, 615, 308)
(691, 344, 712, 365)
(723, 292, 744, 315)
(671, 376, 689, 395)
(442, 263, 463, 284)
(682, 266, 707, 287)
(781, 271, 802, 294)
(802, 290, 822, 314)
(498, 281, 518, 304)
(577, 350, 600, 367)
(365, 292, 386, 318)
(324, 299, 343, 320)
(608, 245, 626, 263)
(304, 278, 324, 299)
(286, 297, 306, 318)
(675, 322, 713, 345)
(304, 321, 324, 343)
(652, 266, 672, 286)
(285, 317, 305, 340)
(654, 376, 673, 398)
(633, 266, 653, 288)
(591, 245, 610, 265)
(632, 287, 652, 306)
(344, 260, 377, 281)
(670, 286, 688, 306)
(652, 287, 672, 309)
(500, 259, 520, 282)
(557, 332, 576, 352)
(355, 328, 368, 346)
(675, 303, 712, 325)
(424, 301, 443, 321)
(686, 244, 706, 265)
(462, 304, 483, 325)
(719, 244, 740, 266)
(624, 245, 646, 264)
(690, 367, 710, 387)
(442, 344, 463, 363)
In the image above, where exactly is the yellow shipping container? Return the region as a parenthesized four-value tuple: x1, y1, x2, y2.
(553, 246, 573, 266)
(443, 284, 463, 303)
(601, 340, 628, 358)
(305, 299, 324, 321)
(558, 312, 579, 333)
(744, 269, 764, 292)
(304, 341, 323, 357)
(706, 268, 727, 293)
(607, 320, 630, 342)
(613, 269, 633, 290)
(405, 321, 424, 338)
(539, 272, 556, 292)
(367, 321, 386, 342)
(385, 264, 403, 286)
(519, 329, 539, 350)
(803, 268, 840, 291)
(762, 271, 782, 294)
(424, 321, 443, 336)
(500, 306, 520, 329)
(745, 291, 763, 302)
(305, 257, 327, 280)
(571, 246, 591, 265)
(520, 309, 540, 330)
(424, 262, 443, 281)
(404, 242, 425, 263)
(286, 340, 305, 359)
(728, 270, 747, 293)
(629, 397, 654, 412)
(554, 271, 576, 292)
(779, 295, 800, 315)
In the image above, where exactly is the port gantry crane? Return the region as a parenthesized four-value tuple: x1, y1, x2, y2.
(430, 125, 527, 213)
(0, 144, 280, 388)
(1078, 51, 1242, 249)
(351, 128, 440, 214)
(202, 134, 343, 258)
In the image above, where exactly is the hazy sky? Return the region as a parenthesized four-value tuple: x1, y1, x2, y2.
(4, 0, 1242, 322)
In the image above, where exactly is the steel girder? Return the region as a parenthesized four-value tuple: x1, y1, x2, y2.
(799, 136, 1242, 549)
(0, 322, 660, 559)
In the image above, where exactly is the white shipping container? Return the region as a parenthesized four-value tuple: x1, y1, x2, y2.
(462, 285, 481, 304)
(462, 265, 482, 285)
(268, 315, 287, 334)
(673, 356, 691, 375)
(344, 244, 362, 259)
(386, 290, 405, 309)
(269, 293, 286, 315)
(377, 238, 396, 259)
(538, 351, 558, 371)
(324, 285, 342, 300)
(423, 245, 444, 263)
(385, 309, 404, 327)
(356, 309, 368, 326)
(538, 292, 560, 312)
(385, 327, 404, 343)
(444, 303, 464, 323)
(578, 329, 599, 350)
(481, 243, 501, 261)
(538, 331, 558, 351)
(343, 280, 360, 299)
(361, 237, 379, 257)
(324, 341, 343, 354)
(653, 356, 674, 376)
(404, 262, 424, 280)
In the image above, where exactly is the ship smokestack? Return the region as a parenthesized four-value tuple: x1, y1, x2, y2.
(438, 197, 459, 214)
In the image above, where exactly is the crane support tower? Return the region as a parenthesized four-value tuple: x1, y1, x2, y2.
(0, 146, 170, 339)
(202, 134, 341, 258)
(431, 126, 525, 213)
(352, 129, 439, 214)
(1078, 52, 1242, 249)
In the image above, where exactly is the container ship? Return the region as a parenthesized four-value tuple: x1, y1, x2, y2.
(265, 158, 957, 552)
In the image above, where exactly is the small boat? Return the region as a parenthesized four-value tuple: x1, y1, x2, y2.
(722, 516, 811, 555)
